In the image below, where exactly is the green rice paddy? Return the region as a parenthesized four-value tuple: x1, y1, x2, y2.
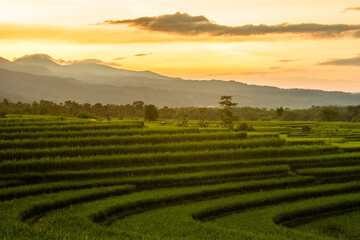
(0, 115, 359, 239)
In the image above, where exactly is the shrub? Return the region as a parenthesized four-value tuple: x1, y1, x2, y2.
(233, 123, 254, 132)
(77, 112, 97, 119)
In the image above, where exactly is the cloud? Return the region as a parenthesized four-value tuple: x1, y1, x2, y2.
(98, 12, 360, 38)
(134, 53, 152, 57)
(12, 53, 123, 68)
(113, 57, 126, 61)
(278, 59, 303, 63)
(0, 23, 310, 44)
(320, 56, 360, 66)
(55, 58, 122, 67)
(343, 7, 360, 13)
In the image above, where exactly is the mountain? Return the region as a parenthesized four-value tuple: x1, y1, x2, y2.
(12, 54, 170, 85)
(0, 54, 359, 108)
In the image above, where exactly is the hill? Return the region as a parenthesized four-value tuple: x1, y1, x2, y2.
(0, 54, 359, 108)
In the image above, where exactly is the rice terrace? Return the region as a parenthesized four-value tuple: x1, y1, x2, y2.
(2, 0, 360, 239)
(1, 114, 360, 240)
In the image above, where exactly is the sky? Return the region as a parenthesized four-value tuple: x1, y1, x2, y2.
(1, 0, 360, 92)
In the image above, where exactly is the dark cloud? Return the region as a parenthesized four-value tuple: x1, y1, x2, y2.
(320, 56, 360, 66)
(98, 12, 360, 38)
(278, 59, 303, 63)
(134, 53, 152, 57)
(343, 7, 360, 12)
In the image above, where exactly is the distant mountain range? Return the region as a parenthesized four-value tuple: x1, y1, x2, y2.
(0, 54, 359, 108)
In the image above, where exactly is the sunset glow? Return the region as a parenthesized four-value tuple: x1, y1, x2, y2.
(1, 0, 360, 92)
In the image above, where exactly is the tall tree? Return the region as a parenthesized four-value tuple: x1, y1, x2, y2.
(219, 96, 237, 127)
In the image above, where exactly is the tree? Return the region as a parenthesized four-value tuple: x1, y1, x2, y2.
(219, 96, 237, 127)
(320, 107, 339, 122)
(197, 108, 208, 127)
(144, 104, 158, 121)
(311, 122, 339, 142)
(132, 101, 144, 110)
(276, 107, 284, 119)
(176, 110, 189, 127)
(347, 105, 360, 122)
(159, 106, 176, 119)
(132, 101, 145, 117)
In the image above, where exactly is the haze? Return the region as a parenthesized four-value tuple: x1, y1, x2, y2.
(1, 0, 360, 92)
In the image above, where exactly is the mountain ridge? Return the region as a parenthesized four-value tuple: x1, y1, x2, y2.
(0, 54, 359, 108)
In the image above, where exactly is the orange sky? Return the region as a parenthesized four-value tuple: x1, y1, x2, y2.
(1, 0, 360, 92)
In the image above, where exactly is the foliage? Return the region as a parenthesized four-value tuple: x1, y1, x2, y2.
(77, 112, 97, 119)
(219, 96, 238, 128)
(2, 98, 360, 122)
(144, 104, 159, 121)
(233, 123, 254, 132)
(320, 107, 339, 121)
(2, 115, 360, 240)
(276, 107, 284, 118)
(0, 111, 6, 118)
(176, 110, 189, 127)
(197, 108, 208, 127)
(311, 122, 339, 142)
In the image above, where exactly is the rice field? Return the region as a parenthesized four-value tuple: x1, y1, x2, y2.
(0, 116, 359, 240)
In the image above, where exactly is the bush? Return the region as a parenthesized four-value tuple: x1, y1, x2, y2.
(56, 116, 66, 121)
(77, 112, 97, 119)
(233, 123, 254, 132)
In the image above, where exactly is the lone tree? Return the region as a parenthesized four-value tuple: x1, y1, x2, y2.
(276, 107, 284, 119)
(144, 104, 159, 121)
(219, 96, 237, 127)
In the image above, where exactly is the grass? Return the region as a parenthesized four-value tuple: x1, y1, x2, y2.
(0, 145, 338, 173)
(0, 131, 248, 149)
(192, 181, 360, 221)
(0, 138, 285, 160)
(1, 115, 360, 240)
(0, 127, 202, 140)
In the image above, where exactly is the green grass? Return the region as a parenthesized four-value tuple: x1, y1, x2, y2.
(1, 115, 360, 240)
(0, 127, 202, 140)
(0, 138, 285, 160)
(0, 131, 247, 149)
(294, 208, 360, 240)
(0, 122, 144, 133)
(21, 185, 135, 224)
(0, 145, 338, 173)
(297, 166, 360, 177)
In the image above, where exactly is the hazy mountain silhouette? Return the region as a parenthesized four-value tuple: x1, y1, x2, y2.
(0, 54, 359, 108)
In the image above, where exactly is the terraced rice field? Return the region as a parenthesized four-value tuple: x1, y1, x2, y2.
(0, 116, 360, 240)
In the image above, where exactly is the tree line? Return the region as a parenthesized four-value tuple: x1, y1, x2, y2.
(1, 98, 360, 122)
